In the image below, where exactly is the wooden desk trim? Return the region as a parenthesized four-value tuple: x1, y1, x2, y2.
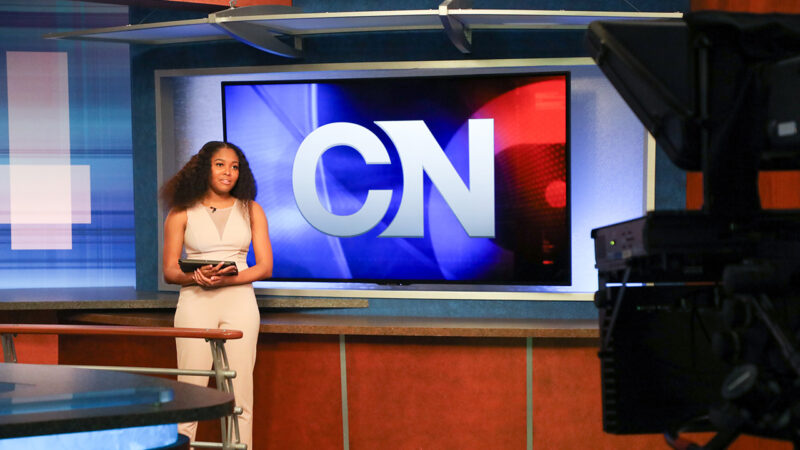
(0, 323, 242, 340)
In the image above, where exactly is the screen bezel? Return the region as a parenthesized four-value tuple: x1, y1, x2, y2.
(155, 58, 653, 301)
(219, 71, 572, 286)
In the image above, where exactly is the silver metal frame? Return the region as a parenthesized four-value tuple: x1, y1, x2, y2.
(43, 5, 682, 57)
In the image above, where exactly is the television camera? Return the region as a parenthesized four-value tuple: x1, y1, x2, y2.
(587, 11, 800, 449)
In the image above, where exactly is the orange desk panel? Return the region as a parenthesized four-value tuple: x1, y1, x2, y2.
(255, 333, 344, 450)
(345, 335, 527, 449)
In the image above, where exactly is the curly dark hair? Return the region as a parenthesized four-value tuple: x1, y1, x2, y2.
(160, 141, 257, 210)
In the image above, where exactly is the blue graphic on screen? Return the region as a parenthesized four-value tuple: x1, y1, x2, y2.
(224, 75, 569, 284)
(0, 5, 134, 288)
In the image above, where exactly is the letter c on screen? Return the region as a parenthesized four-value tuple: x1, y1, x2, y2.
(292, 122, 392, 237)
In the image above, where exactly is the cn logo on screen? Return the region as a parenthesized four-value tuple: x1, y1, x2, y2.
(292, 119, 494, 238)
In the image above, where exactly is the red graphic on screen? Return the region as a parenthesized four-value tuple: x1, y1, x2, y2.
(476, 76, 568, 273)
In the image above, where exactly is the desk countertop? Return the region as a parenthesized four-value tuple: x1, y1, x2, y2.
(0, 287, 367, 310)
(62, 310, 599, 339)
(0, 288, 598, 339)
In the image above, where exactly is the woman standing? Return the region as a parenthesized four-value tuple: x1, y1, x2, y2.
(161, 141, 272, 448)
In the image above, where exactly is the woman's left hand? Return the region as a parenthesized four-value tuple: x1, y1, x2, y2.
(192, 267, 230, 289)
(197, 262, 236, 278)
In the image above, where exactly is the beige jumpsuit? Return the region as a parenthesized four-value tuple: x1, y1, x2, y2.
(174, 200, 260, 448)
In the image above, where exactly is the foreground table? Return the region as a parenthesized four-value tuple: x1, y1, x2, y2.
(0, 363, 234, 448)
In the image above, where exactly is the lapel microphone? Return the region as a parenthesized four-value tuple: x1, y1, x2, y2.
(210, 206, 217, 213)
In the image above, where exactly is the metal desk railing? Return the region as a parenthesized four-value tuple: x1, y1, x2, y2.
(0, 323, 246, 450)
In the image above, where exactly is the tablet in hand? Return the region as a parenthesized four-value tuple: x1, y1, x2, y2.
(178, 259, 238, 275)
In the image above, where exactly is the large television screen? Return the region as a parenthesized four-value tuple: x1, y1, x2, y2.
(222, 73, 570, 285)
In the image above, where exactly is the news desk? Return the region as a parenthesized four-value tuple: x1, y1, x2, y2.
(1, 287, 789, 449)
(0, 287, 688, 450)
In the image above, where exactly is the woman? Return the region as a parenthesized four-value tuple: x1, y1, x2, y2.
(161, 141, 272, 448)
